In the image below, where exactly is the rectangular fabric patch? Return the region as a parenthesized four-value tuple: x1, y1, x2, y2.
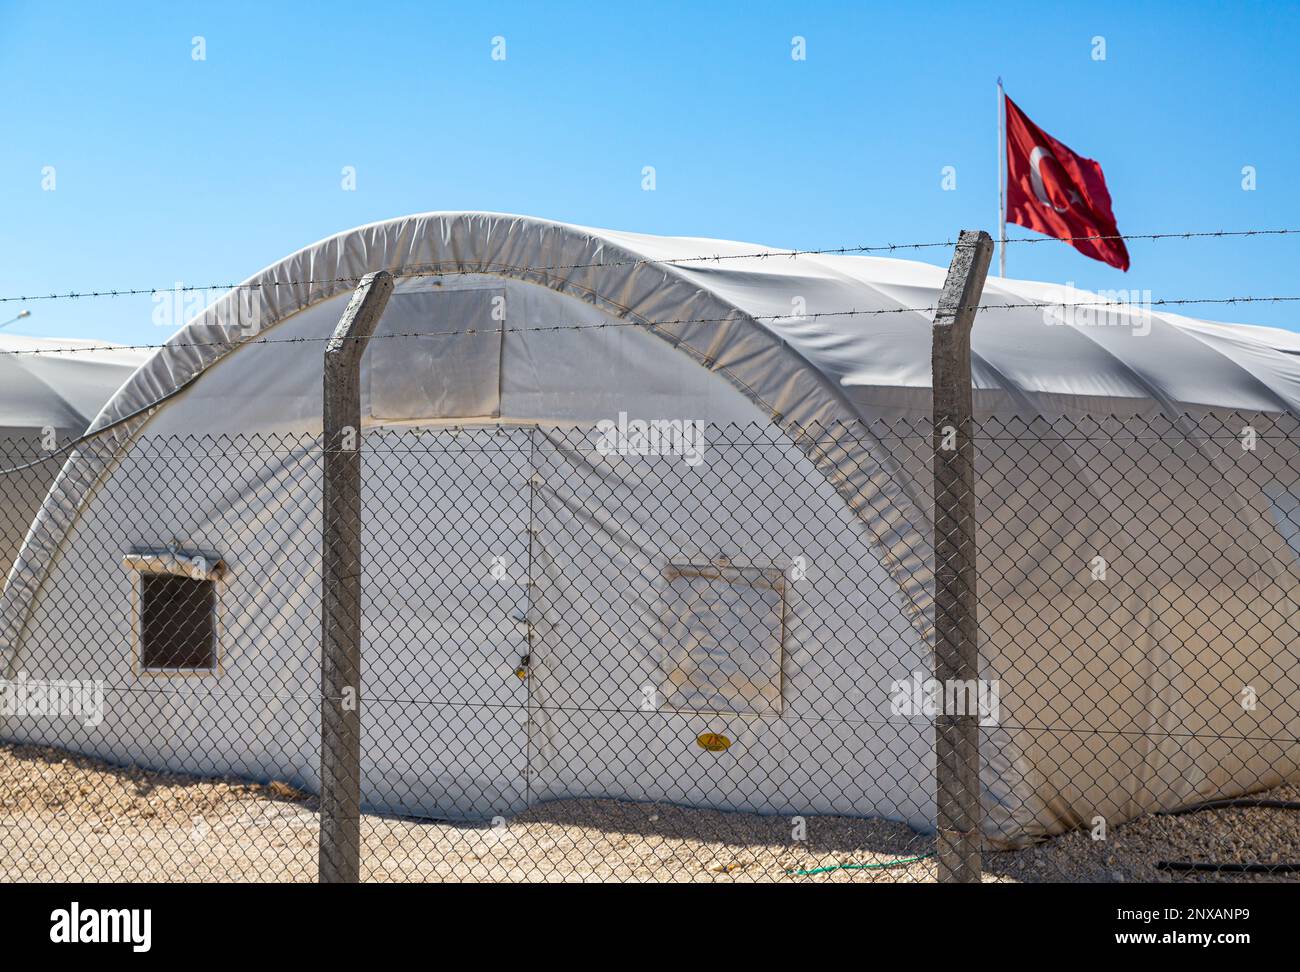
(660, 562, 785, 716)
(369, 288, 504, 420)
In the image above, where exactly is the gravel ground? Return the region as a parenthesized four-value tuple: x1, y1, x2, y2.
(2, 742, 1297, 882)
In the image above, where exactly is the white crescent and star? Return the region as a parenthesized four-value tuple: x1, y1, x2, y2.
(1029, 145, 1083, 212)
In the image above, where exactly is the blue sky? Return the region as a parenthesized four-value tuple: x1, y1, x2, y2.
(2, 0, 1298, 344)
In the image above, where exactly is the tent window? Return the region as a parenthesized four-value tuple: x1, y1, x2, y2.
(125, 549, 224, 673)
(660, 563, 785, 716)
(140, 575, 216, 671)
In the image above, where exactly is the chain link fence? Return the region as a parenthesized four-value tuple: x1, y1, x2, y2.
(0, 414, 1297, 881)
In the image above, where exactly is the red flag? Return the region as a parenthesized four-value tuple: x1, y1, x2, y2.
(1004, 94, 1129, 271)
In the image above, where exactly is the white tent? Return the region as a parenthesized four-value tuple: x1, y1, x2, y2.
(0, 334, 149, 581)
(1, 212, 1297, 846)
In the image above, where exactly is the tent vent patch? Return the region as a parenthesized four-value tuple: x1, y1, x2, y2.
(368, 287, 504, 421)
(660, 562, 785, 716)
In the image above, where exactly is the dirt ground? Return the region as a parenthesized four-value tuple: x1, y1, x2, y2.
(2, 741, 1297, 882)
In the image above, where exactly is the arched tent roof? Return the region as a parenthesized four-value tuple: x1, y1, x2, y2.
(592, 225, 1300, 419)
(3, 212, 1299, 661)
(0, 334, 149, 433)
(82, 212, 1300, 436)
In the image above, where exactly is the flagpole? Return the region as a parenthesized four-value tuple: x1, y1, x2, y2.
(997, 76, 1006, 277)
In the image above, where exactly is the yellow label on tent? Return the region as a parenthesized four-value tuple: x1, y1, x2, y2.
(696, 732, 731, 752)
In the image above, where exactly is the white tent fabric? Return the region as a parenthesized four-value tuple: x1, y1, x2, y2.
(1, 213, 1297, 846)
(0, 334, 149, 581)
(0, 334, 148, 432)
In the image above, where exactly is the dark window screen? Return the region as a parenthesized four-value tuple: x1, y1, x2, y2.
(141, 574, 216, 670)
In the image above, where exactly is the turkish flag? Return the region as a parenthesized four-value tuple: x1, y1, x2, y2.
(1004, 94, 1129, 271)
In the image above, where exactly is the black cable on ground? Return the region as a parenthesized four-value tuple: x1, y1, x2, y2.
(1158, 797, 1300, 817)
(1155, 799, 1300, 874)
(1156, 861, 1300, 874)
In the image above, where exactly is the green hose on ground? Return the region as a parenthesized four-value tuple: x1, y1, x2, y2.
(786, 852, 935, 876)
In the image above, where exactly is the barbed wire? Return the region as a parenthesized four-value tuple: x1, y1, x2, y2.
(0, 241, 960, 305)
(1003, 228, 1300, 245)
(2, 227, 1297, 306)
(3, 429, 1297, 468)
(1, 293, 1297, 358)
(7, 680, 1300, 744)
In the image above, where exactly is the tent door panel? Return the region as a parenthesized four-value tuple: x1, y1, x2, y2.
(361, 427, 532, 821)
(525, 432, 798, 809)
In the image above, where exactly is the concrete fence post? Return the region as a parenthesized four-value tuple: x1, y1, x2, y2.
(320, 270, 393, 883)
(931, 230, 993, 883)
